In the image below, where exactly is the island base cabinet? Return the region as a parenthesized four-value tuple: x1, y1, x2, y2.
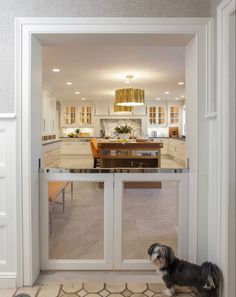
(61, 141, 92, 156)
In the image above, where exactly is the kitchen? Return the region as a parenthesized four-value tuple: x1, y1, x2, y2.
(41, 34, 187, 170)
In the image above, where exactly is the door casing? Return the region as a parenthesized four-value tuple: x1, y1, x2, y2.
(15, 17, 214, 286)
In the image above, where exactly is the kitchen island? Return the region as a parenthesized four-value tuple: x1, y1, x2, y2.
(98, 141, 163, 168)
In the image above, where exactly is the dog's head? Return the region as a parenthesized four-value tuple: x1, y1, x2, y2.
(148, 243, 175, 270)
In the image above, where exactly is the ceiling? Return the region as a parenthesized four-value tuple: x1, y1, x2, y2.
(40, 34, 192, 102)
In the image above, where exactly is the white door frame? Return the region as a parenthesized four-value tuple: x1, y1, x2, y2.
(217, 0, 236, 296)
(15, 17, 213, 286)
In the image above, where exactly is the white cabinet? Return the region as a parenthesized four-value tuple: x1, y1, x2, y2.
(79, 106, 93, 125)
(149, 105, 167, 126)
(61, 140, 92, 156)
(42, 141, 61, 167)
(95, 102, 109, 115)
(42, 88, 56, 133)
(169, 106, 180, 125)
(159, 138, 169, 155)
(62, 105, 78, 127)
(168, 138, 186, 163)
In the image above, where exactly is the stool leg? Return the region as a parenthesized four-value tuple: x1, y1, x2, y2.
(71, 182, 73, 200)
(62, 189, 65, 213)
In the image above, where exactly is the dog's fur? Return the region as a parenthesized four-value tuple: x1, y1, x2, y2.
(148, 243, 222, 297)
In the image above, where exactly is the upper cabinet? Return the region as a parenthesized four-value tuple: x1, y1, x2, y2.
(62, 105, 78, 126)
(169, 106, 180, 125)
(61, 103, 93, 127)
(79, 105, 93, 125)
(149, 105, 166, 126)
(42, 88, 57, 133)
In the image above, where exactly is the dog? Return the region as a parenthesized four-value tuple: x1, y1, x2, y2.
(148, 243, 222, 297)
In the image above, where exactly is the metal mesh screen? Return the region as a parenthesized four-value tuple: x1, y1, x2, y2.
(48, 181, 104, 260)
(122, 181, 179, 260)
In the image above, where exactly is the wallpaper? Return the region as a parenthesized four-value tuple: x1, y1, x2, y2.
(0, 0, 211, 113)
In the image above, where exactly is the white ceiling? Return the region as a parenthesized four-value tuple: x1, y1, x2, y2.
(41, 34, 192, 102)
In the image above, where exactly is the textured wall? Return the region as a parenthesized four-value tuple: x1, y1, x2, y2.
(0, 0, 211, 113)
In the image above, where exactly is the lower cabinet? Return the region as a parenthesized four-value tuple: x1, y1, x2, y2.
(42, 141, 61, 167)
(60, 140, 92, 156)
(168, 138, 186, 163)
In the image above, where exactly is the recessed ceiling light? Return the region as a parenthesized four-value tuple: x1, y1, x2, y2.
(156, 98, 160, 100)
(165, 91, 170, 95)
(75, 91, 80, 94)
(81, 97, 86, 101)
(175, 97, 179, 100)
(178, 82, 184, 85)
(66, 82, 72, 85)
(181, 95, 185, 98)
(52, 68, 60, 72)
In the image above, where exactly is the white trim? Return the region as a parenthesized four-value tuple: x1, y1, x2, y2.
(113, 173, 189, 270)
(217, 1, 236, 296)
(40, 173, 114, 270)
(0, 114, 16, 119)
(14, 17, 212, 285)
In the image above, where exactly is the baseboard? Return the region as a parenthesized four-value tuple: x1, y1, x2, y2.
(0, 273, 17, 288)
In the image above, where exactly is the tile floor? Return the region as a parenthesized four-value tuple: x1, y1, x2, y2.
(1, 283, 197, 297)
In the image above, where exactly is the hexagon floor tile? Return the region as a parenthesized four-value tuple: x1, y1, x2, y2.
(8, 283, 198, 297)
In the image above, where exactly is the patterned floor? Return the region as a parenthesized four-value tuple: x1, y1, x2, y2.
(1, 283, 198, 297)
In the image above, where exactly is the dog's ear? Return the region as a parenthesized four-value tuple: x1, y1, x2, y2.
(165, 246, 175, 265)
(148, 243, 159, 256)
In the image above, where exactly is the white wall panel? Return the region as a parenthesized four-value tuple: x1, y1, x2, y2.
(0, 177, 7, 215)
(0, 119, 16, 287)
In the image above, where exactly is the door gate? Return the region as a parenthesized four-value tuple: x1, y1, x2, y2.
(40, 169, 188, 270)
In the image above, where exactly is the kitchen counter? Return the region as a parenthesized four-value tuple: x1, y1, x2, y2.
(149, 136, 186, 141)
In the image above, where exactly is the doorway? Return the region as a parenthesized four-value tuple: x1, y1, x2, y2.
(15, 17, 213, 286)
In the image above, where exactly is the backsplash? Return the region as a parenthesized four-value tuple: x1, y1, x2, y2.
(100, 119, 141, 137)
(61, 127, 94, 137)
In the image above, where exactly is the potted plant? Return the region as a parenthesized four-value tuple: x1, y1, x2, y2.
(114, 125, 132, 140)
(75, 128, 80, 137)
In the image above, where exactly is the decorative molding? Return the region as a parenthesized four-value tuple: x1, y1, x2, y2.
(0, 114, 16, 119)
(216, 1, 235, 296)
(15, 16, 212, 285)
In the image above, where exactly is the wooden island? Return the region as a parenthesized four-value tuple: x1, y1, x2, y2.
(98, 141, 163, 168)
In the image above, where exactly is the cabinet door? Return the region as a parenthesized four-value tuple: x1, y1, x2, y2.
(149, 107, 156, 125)
(169, 106, 179, 125)
(157, 106, 166, 125)
(86, 106, 93, 125)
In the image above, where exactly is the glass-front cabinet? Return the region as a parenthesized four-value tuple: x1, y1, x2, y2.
(169, 106, 179, 125)
(149, 106, 166, 126)
(62, 105, 77, 126)
(79, 105, 93, 125)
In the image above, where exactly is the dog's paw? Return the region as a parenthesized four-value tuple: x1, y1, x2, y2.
(162, 288, 175, 296)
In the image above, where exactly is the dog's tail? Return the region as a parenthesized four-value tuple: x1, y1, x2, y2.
(201, 262, 223, 294)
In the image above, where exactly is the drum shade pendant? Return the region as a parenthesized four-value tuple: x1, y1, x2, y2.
(115, 88, 145, 106)
(113, 103, 132, 113)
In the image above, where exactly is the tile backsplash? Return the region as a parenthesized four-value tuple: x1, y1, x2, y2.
(100, 119, 141, 137)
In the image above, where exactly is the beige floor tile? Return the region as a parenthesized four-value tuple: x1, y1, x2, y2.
(0, 288, 16, 297)
(127, 284, 147, 293)
(37, 285, 61, 297)
(122, 289, 132, 297)
(16, 286, 39, 296)
(106, 283, 126, 293)
(109, 294, 124, 297)
(131, 294, 146, 297)
(86, 294, 101, 297)
(144, 289, 155, 297)
(100, 289, 110, 297)
(62, 283, 83, 293)
(84, 283, 104, 293)
(60, 294, 78, 297)
(148, 284, 165, 293)
(78, 289, 88, 297)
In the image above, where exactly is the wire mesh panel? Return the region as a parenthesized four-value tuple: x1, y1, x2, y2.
(48, 181, 104, 260)
(121, 181, 179, 261)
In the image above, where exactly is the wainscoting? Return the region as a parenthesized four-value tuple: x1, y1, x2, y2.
(0, 118, 16, 287)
